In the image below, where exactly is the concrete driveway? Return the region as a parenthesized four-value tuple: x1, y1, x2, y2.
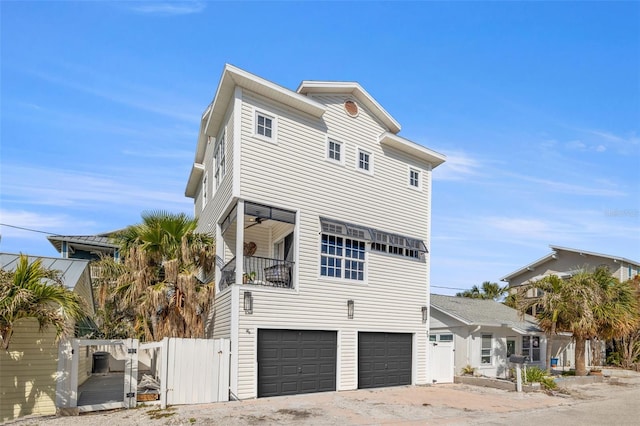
(9, 373, 640, 425)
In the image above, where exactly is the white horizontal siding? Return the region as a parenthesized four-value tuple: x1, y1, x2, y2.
(212, 290, 232, 340)
(195, 98, 235, 236)
(227, 89, 433, 399)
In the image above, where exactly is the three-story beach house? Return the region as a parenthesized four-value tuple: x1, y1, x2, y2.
(185, 64, 446, 399)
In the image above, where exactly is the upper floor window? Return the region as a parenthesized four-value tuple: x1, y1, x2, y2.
(356, 147, 373, 174)
(320, 233, 365, 281)
(214, 130, 226, 188)
(255, 110, 276, 141)
(327, 139, 344, 164)
(409, 167, 421, 190)
(481, 334, 492, 364)
(522, 336, 541, 362)
(202, 173, 208, 209)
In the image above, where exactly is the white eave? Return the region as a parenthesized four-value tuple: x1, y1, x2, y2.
(193, 64, 326, 164)
(501, 245, 640, 283)
(378, 132, 446, 168)
(297, 81, 401, 134)
(185, 163, 205, 198)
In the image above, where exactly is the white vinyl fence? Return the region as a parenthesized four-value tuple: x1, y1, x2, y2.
(57, 337, 230, 413)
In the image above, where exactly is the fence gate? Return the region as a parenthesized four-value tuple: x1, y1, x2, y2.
(57, 337, 230, 413)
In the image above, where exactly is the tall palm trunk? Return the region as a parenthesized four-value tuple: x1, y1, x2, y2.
(545, 320, 556, 373)
(575, 335, 587, 376)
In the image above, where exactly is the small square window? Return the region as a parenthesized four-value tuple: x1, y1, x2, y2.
(327, 139, 343, 164)
(409, 168, 421, 189)
(255, 111, 276, 141)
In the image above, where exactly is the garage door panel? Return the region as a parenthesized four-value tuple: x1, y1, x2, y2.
(258, 329, 337, 397)
(358, 332, 412, 389)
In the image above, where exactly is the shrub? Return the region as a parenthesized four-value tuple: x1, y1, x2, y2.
(607, 351, 622, 366)
(460, 365, 475, 375)
(524, 366, 557, 390)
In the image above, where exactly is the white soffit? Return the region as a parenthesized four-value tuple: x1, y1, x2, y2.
(378, 132, 446, 168)
(297, 81, 401, 134)
(185, 163, 205, 198)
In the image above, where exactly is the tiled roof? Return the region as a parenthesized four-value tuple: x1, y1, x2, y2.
(430, 294, 541, 334)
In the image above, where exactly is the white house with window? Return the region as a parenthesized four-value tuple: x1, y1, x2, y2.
(184, 64, 446, 399)
(429, 294, 547, 380)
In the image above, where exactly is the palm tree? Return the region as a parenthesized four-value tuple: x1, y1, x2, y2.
(456, 281, 507, 301)
(95, 210, 215, 341)
(516, 267, 639, 376)
(0, 255, 86, 350)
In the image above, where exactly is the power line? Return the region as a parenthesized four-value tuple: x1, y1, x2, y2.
(0, 223, 57, 235)
(431, 285, 468, 291)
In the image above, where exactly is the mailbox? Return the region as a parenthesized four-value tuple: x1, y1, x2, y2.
(509, 355, 526, 364)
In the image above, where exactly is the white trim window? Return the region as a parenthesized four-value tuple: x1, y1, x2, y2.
(356, 147, 373, 174)
(409, 167, 422, 190)
(481, 334, 492, 364)
(320, 233, 365, 281)
(255, 110, 276, 141)
(522, 336, 541, 362)
(202, 173, 208, 209)
(327, 139, 344, 164)
(214, 130, 226, 189)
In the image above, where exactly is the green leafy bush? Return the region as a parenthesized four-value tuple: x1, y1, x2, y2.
(524, 366, 557, 390)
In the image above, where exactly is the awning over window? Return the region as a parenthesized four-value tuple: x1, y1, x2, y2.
(320, 217, 428, 252)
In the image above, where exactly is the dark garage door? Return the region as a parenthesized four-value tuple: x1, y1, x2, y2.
(258, 329, 337, 397)
(358, 332, 412, 389)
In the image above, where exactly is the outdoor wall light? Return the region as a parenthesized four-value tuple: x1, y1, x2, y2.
(244, 291, 253, 314)
(422, 306, 428, 323)
(347, 300, 354, 319)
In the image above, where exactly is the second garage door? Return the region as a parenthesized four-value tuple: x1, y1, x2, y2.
(257, 329, 337, 397)
(358, 332, 412, 389)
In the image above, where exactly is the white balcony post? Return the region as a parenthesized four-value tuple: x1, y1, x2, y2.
(235, 200, 245, 286)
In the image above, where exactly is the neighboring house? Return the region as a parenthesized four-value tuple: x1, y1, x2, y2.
(501, 245, 640, 292)
(47, 234, 120, 261)
(500, 245, 639, 368)
(429, 294, 546, 381)
(0, 253, 95, 422)
(185, 64, 446, 399)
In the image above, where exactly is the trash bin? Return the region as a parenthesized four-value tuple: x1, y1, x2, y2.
(92, 351, 110, 374)
(550, 357, 559, 368)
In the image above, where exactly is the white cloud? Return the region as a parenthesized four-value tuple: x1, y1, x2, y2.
(433, 150, 483, 181)
(505, 172, 626, 197)
(25, 67, 200, 123)
(125, 1, 206, 16)
(2, 164, 191, 211)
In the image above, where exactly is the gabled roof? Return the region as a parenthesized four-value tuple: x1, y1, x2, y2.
(430, 294, 541, 334)
(0, 252, 91, 291)
(186, 64, 328, 198)
(296, 81, 401, 134)
(47, 234, 119, 255)
(500, 245, 640, 282)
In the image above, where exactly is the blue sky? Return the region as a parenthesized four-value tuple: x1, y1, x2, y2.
(1, 1, 639, 295)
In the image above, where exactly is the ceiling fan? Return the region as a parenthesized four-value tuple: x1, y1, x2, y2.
(245, 217, 264, 229)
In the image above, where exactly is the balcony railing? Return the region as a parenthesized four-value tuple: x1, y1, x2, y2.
(220, 256, 294, 290)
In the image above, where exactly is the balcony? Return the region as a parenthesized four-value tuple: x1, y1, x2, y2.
(220, 256, 294, 291)
(218, 201, 296, 291)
